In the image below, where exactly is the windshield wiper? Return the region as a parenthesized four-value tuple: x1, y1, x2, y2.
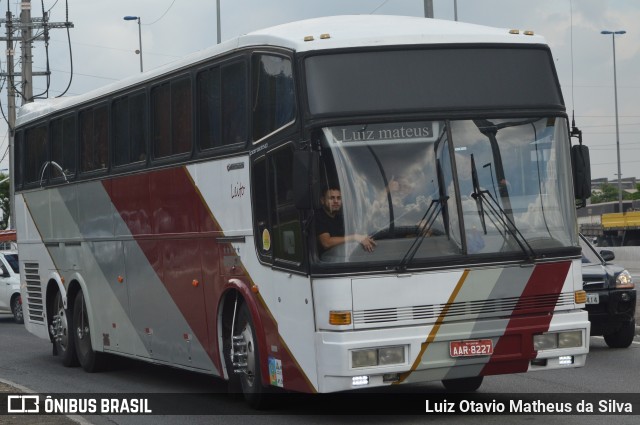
(470, 154, 537, 260)
(396, 194, 449, 271)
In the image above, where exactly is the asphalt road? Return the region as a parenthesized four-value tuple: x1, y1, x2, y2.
(1, 270, 639, 424)
(1, 311, 639, 425)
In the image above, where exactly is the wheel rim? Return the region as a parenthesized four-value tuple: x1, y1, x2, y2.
(75, 295, 91, 357)
(54, 295, 70, 351)
(239, 323, 257, 388)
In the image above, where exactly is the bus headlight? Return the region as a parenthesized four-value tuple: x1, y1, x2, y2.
(352, 349, 378, 368)
(533, 331, 582, 350)
(378, 346, 405, 365)
(351, 346, 405, 368)
(558, 331, 582, 348)
(533, 333, 557, 350)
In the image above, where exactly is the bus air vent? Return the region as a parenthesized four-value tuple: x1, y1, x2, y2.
(23, 262, 44, 323)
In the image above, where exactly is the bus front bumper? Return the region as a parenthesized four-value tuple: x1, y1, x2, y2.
(314, 310, 589, 393)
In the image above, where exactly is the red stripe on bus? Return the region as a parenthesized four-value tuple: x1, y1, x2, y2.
(105, 167, 314, 393)
(481, 261, 571, 376)
(107, 168, 220, 367)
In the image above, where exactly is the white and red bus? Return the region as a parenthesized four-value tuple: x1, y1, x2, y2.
(15, 15, 590, 407)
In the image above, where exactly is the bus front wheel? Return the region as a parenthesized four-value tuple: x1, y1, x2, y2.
(73, 292, 106, 372)
(233, 302, 269, 408)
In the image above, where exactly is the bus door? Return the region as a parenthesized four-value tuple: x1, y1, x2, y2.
(251, 143, 318, 390)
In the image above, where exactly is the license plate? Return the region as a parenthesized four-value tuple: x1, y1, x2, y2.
(449, 339, 494, 357)
(586, 293, 600, 304)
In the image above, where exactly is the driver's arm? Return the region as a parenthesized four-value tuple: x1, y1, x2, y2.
(318, 232, 376, 252)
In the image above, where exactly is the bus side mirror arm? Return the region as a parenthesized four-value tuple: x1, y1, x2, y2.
(292, 150, 320, 210)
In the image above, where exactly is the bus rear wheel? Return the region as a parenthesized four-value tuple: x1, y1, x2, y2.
(73, 292, 106, 372)
(232, 302, 269, 409)
(51, 291, 78, 367)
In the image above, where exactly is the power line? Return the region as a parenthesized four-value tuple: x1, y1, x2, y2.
(145, 0, 177, 25)
(370, 1, 390, 14)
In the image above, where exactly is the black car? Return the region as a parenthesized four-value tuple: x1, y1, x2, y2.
(580, 233, 636, 348)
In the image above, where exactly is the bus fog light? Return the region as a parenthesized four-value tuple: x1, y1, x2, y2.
(559, 355, 573, 365)
(558, 331, 582, 348)
(378, 346, 405, 366)
(352, 375, 369, 386)
(383, 373, 400, 383)
(352, 349, 378, 368)
(533, 333, 557, 350)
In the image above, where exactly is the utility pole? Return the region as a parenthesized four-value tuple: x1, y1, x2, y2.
(21, 0, 33, 102)
(3, 9, 16, 230)
(0, 0, 73, 228)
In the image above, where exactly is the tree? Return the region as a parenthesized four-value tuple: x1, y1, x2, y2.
(0, 173, 9, 229)
(591, 182, 634, 204)
(591, 182, 620, 204)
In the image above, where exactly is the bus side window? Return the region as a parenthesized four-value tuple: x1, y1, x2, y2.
(152, 76, 193, 159)
(24, 125, 47, 184)
(197, 59, 247, 151)
(252, 157, 272, 261)
(51, 115, 77, 180)
(221, 61, 248, 145)
(251, 54, 295, 142)
(252, 147, 304, 266)
(113, 92, 147, 166)
(269, 146, 304, 265)
(80, 105, 108, 172)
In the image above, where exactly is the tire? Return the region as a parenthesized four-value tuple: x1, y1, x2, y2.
(51, 291, 78, 367)
(233, 302, 269, 409)
(11, 294, 23, 324)
(73, 292, 106, 372)
(604, 318, 636, 349)
(442, 376, 484, 392)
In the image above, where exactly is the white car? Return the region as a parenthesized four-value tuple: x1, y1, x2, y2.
(0, 251, 22, 324)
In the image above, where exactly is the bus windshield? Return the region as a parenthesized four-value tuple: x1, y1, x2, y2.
(314, 118, 577, 266)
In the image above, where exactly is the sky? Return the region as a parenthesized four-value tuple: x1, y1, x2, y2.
(0, 0, 638, 182)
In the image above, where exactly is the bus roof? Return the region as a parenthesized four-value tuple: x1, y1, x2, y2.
(241, 14, 546, 52)
(17, 15, 547, 126)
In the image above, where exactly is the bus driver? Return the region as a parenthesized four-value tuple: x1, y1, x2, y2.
(316, 187, 376, 253)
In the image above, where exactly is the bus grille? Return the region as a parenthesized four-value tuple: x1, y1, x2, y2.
(23, 262, 45, 323)
(353, 292, 575, 328)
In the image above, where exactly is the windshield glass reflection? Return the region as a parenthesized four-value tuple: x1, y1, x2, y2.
(313, 118, 577, 266)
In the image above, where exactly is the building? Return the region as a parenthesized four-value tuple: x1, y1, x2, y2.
(590, 177, 638, 195)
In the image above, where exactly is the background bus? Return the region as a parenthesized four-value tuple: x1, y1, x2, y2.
(14, 15, 590, 407)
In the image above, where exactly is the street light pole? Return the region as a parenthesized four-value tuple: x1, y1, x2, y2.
(424, 0, 434, 18)
(124, 16, 143, 72)
(601, 30, 625, 212)
(216, 0, 221, 44)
